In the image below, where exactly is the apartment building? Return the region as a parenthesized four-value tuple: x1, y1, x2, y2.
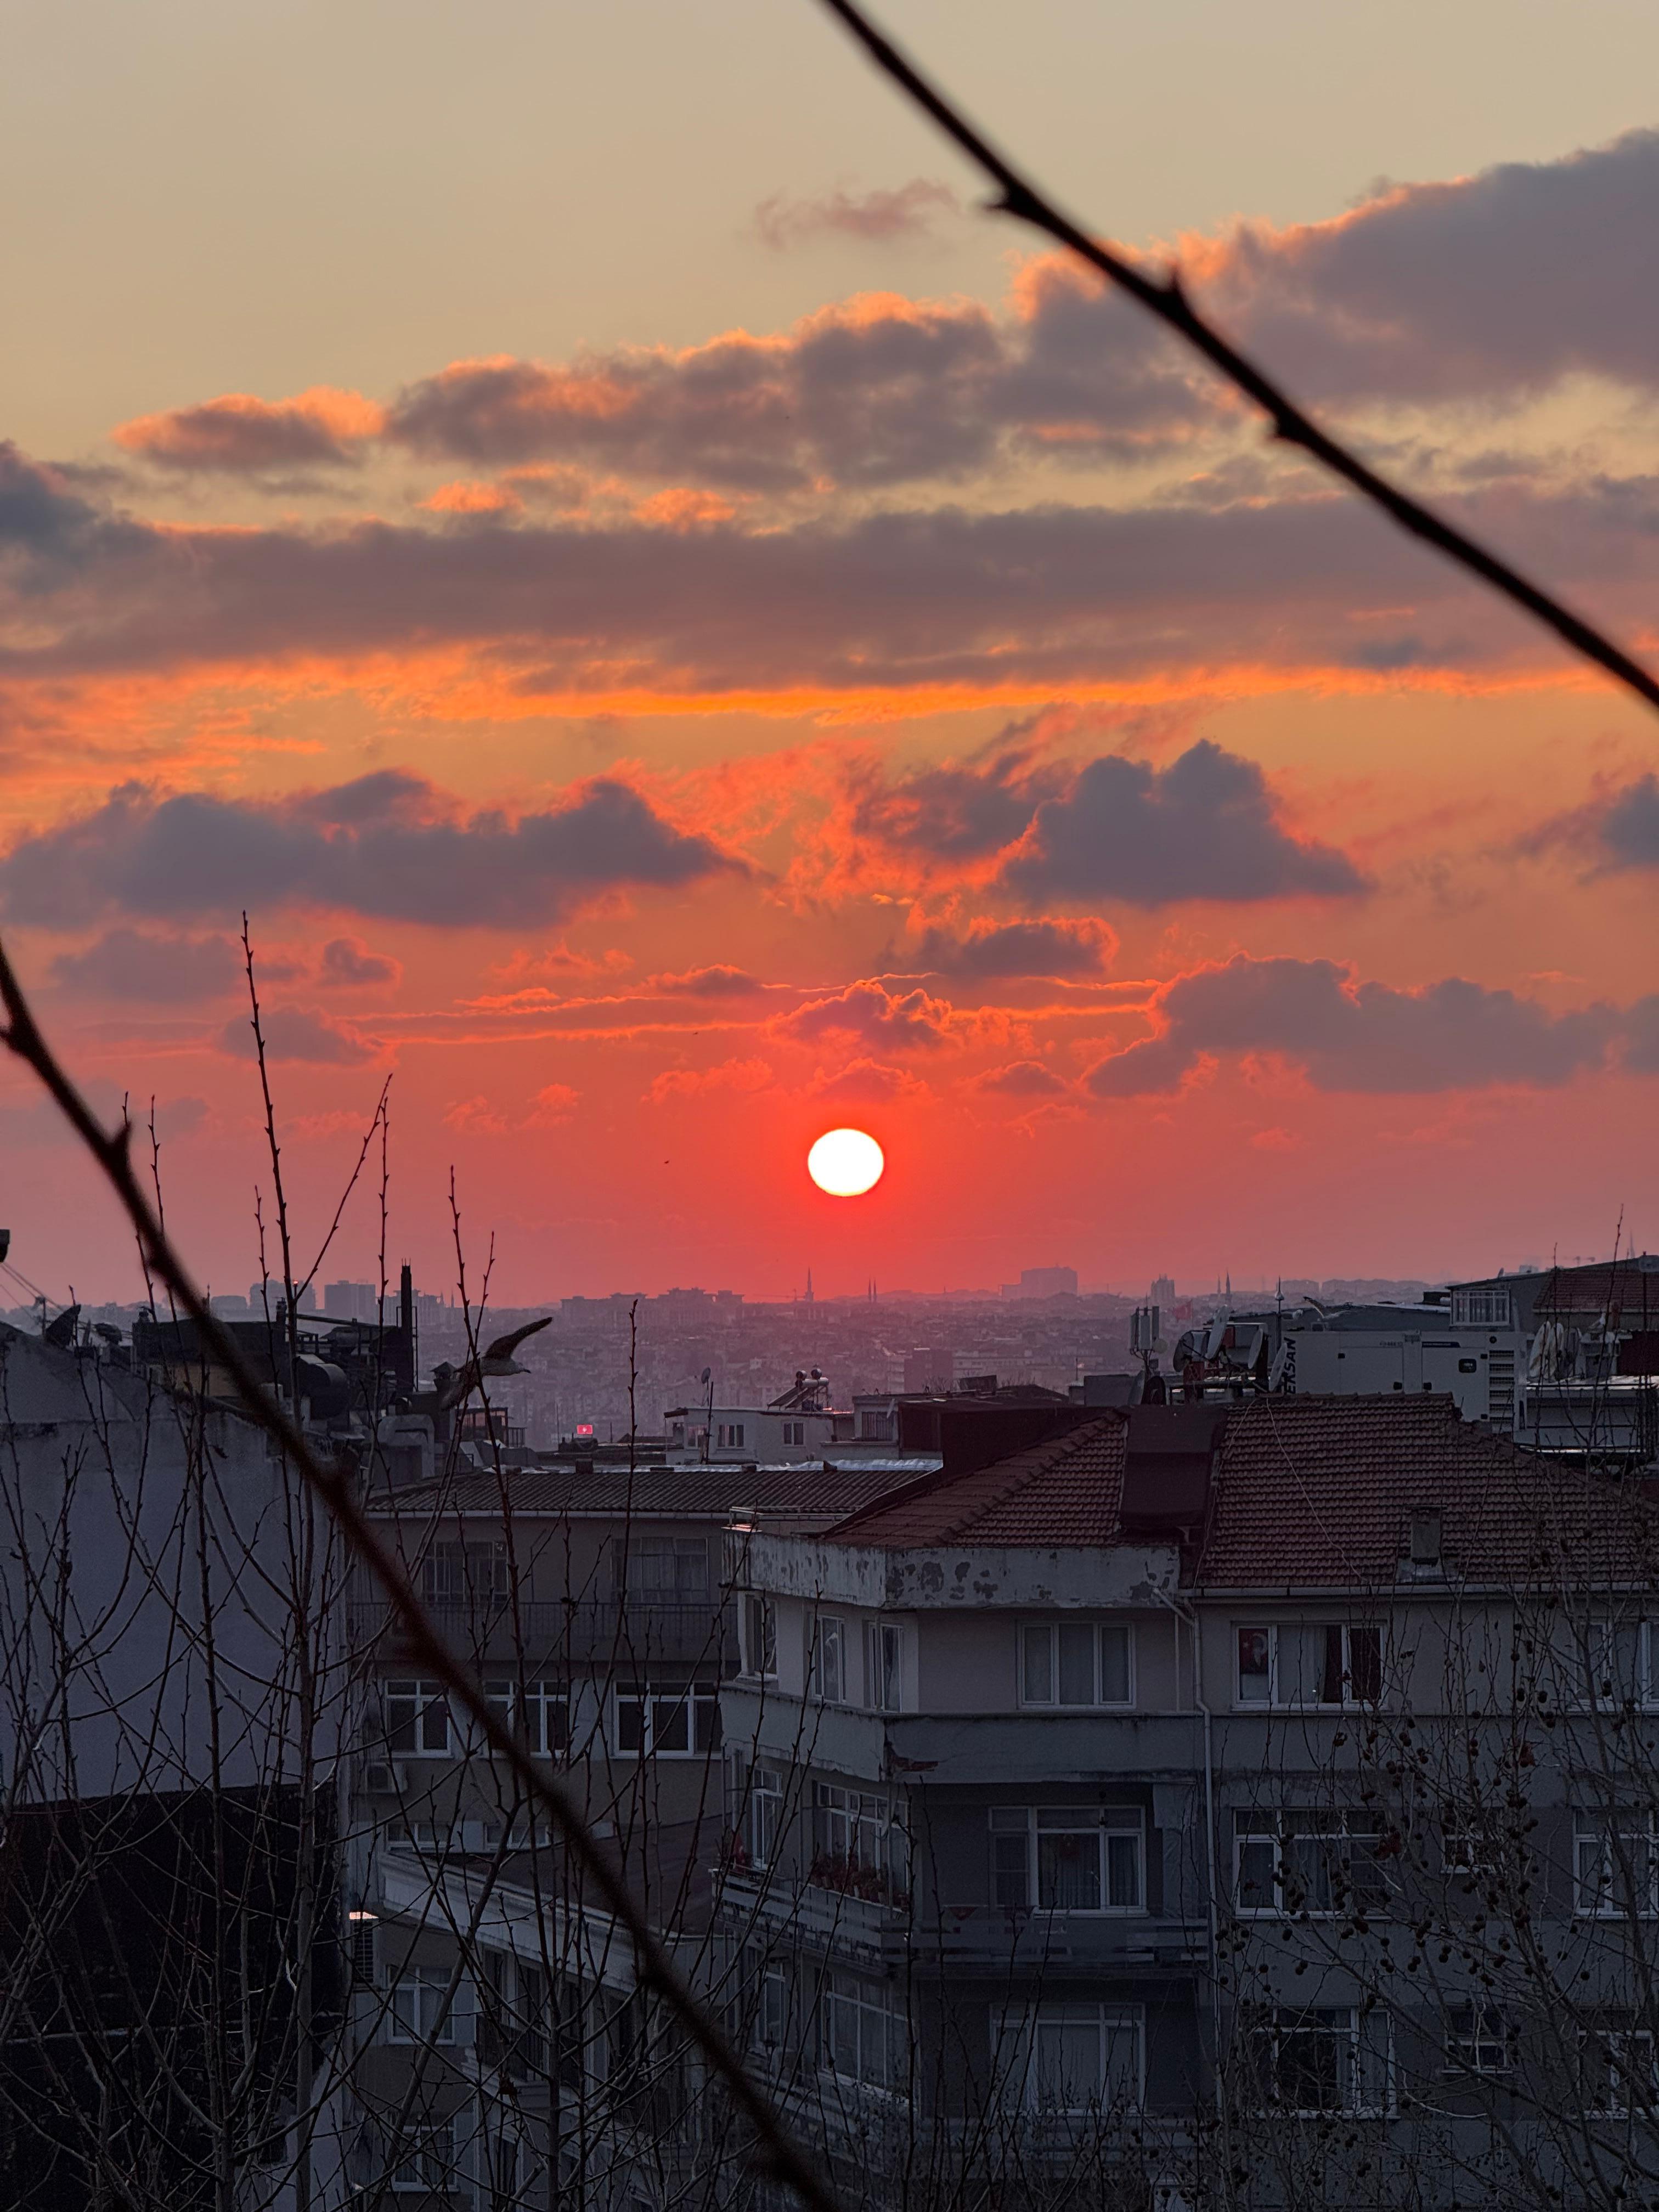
(719, 1395, 1659, 2210)
(346, 1459, 905, 2207)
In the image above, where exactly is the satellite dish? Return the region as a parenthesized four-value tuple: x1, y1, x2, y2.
(700, 1367, 712, 1385)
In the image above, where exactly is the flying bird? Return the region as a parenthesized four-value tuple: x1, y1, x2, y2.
(433, 1315, 552, 1410)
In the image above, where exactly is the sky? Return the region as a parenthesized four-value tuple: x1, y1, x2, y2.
(4, 0, 1659, 1305)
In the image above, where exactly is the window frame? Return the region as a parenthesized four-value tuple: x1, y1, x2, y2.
(611, 1535, 710, 1601)
(1233, 1807, 1391, 1920)
(808, 1615, 846, 1704)
(1234, 1622, 1384, 1711)
(866, 1619, 906, 1713)
(612, 1680, 720, 1760)
(481, 1676, 568, 1759)
(1018, 1620, 1135, 1711)
(998, 2002, 1145, 2115)
(1445, 2004, 1513, 2078)
(1248, 2005, 1393, 2119)
(820, 1968, 907, 2094)
(1584, 2023, 1659, 2119)
(1574, 1810, 1659, 1920)
(383, 1678, 452, 1758)
(386, 1965, 471, 2048)
(740, 1592, 778, 1681)
(989, 1805, 1146, 1916)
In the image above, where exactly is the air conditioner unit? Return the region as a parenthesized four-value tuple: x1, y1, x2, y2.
(363, 1762, 395, 1794)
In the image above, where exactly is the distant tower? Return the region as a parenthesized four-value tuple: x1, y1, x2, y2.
(805, 1268, 815, 1306)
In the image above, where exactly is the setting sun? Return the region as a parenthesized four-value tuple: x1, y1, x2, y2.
(806, 1127, 885, 1198)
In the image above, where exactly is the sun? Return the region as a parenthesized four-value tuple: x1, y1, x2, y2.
(807, 1127, 885, 1197)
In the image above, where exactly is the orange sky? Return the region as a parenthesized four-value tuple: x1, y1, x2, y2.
(4, 12, 1659, 1304)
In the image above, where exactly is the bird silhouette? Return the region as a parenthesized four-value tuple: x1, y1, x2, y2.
(433, 1314, 552, 1410)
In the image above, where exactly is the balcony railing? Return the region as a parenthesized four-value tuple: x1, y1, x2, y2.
(347, 1595, 736, 1667)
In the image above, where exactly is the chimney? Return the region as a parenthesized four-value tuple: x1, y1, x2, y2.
(396, 1261, 415, 1398)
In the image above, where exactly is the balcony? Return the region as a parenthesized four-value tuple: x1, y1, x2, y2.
(715, 1865, 1205, 1976)
(347, 1596, 736, 1669)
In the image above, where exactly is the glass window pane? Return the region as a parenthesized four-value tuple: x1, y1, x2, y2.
(1099, 1625, 1131, 1704)
(653, 1694, 690, 1753)
(1107, 1830, 1142, 1910)
(1021, 1625, 1054, 1705)
(1238, 1628, 1271, 1702)
(1321, 1626, 1346, 1705)
(1037, 1824, 1102, 1911)
(1057, 1623, 1095, 1706)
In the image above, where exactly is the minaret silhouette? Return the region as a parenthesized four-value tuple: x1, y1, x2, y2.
(805, 1267, 814, 1306)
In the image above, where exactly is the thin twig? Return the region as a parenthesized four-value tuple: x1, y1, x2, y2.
(811, 0, 1659, 719)
(0, 935, 840, 2212)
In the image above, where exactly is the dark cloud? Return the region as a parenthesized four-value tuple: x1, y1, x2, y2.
(754, 179, 963, 249)
(648, 964, 765, 997)
(1209, 129, 1659, 408)
(0, 774, 737, 930)
(781, 980, 956, 1053)
(119, 134, 1659, 507)
(0, 442, 148, 585)
(114, 391, 381, 474)
(320, 935, 402, 987)
(855, 739, 1361, 906)
(1084, 955, 1614, 1097)
(219, 1005, 375, 1064)
(1578, 774, 1659, 873)
(48, 927, 241, 1003)
(970, 1059, 1070, 1096)
(381, 279, 1201, 493)
(905, 916, 1116, 978)
(5, 445, 1658, 698)
(998, 742, 1364, 906)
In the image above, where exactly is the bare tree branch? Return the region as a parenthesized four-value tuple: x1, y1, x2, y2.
(811, 0, 1659, 720)
(0, 932, 841, 2212)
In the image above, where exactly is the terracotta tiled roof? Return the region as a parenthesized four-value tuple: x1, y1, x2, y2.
(822, 1418, 1128, 1548)
(820, 1396, 1659, 1590)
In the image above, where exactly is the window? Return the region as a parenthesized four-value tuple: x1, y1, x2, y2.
(1584, 2022, 1659, 2117)
(1019, 1621, 1133, 1708)
(482, 1678, 568, 1758)
(741, 1593, 778, 1680)
(781, 1420, 805, 1448)
(716, 1423, 746, 1449)
(757, 1965, 789, 2053)
(1235, 1623, 1383, 1708)
(388, 1967, 472, 2047)
(1575, 1810, 1659, 1917)
(1554, 1617, 1657, 1710)
(749, 1764, 783, 1867)
(809, 1616, 845, 1703)
(866, 1621, 905, 1713)
(383, 1679, 451, 1757)
(1234, 1809, 1391, 1917)
(420, 1541, 508, 1604)
(614, 1682, 720, 1758)
(812, 1784, 909, 1901)
(348, 1911, 377, 1984)
(989, 1807, 1144, 1914)
(611, 1537, 709, 1600)
(1452, 1287, 1511, 1327)
(1441, 1808, 1496, 1877)
(388, 2115, 461, 2194)
(1446, 2005, 1511, 2076)
(1246, 2007, 1392, 2117)
(998, 2005, 1143, 2114)
(821, 1971, 907, 2091)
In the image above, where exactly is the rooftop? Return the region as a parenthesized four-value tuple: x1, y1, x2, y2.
(819, 1395, 1659, 1590)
